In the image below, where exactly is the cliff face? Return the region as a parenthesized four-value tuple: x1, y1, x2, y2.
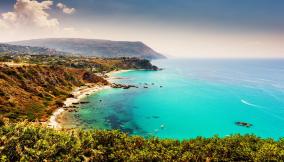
(11, 38, 166, 59)
(0, 65, 107, 121)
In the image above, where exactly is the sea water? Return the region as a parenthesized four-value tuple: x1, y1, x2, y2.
(75, 59, 284, 140)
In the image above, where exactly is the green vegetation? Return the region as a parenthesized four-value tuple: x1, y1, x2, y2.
(0, 43, 66, 56)
(1, 55, 284, 161)
(0, 55, 158, 122)
(9, 38, 166, 59)
(0, 55, 158, 72)
(0, 64, 107, 122)
(0, 121, 284, 161)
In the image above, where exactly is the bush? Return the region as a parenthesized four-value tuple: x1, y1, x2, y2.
(0, 117, 4, 127)
(0, 122, 284, 161)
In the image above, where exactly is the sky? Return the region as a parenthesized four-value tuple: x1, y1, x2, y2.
(0, 0, 283, 58)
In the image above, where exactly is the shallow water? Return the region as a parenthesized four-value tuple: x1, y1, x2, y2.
(73, 59, 284, 140)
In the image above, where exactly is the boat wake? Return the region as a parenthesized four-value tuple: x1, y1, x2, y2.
(241, 99, 262, 108)
(241, 99, 284, 121)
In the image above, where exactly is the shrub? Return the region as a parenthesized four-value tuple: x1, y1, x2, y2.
(0, 122, 284, 161)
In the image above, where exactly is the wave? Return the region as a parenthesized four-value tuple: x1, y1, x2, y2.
(241, 99, 263, 108)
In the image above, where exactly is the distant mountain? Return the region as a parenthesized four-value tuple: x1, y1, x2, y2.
(10, 38, 166, 59)
(0, 43, 65, 55)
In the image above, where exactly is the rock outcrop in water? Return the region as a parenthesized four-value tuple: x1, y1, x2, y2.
(235, 121, 253, 128)
(111, 83, 138, 89)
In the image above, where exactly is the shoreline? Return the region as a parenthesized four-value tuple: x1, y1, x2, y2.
(106, 69, 134, 83)
(107, 69, 133, 76)
(47, 70, 130, 129)
(48, 84, 111, 129)
(106, 69, 133, 81)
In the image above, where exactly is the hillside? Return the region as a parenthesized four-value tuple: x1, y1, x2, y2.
(0, 43, 65, 55)
(0, 55, 159, 122)
(10, 38, 166, 59)
(0, 64, 107, 122)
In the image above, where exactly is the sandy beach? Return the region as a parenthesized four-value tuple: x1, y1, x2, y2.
(48, 70, 130, 129)
(106, 69, 133, 82)
(48, 84, 110, 129)
(107, 69, 133, 76)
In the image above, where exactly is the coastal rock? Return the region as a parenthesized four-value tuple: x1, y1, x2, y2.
(111, 83, 138, 89)
(235, 121, 253, 128)
(68, 94, 75, 98)
(79, 101, 90, 104)
(83, 72, 108, 85)
(68, 109, 78, 112)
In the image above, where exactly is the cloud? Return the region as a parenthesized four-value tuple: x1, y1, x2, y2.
(57, 2, 76, 15)
(0, 0, 78, 42)
(0, 19, 9, 29)
(0, 0, 59, 30)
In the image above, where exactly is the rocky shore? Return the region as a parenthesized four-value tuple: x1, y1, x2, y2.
(48, 70, 138, 129)
(48, 68, 162, 129)
(111, 83, 138, 89)
(48, 83, 110, 129)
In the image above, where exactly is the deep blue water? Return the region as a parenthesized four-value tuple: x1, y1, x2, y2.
(75, 59, 284, 140)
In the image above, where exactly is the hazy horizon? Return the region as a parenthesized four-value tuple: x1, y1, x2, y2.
(0, 0, 283, 58)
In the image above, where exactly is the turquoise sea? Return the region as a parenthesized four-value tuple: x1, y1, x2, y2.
(75, 59, 284, 140)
